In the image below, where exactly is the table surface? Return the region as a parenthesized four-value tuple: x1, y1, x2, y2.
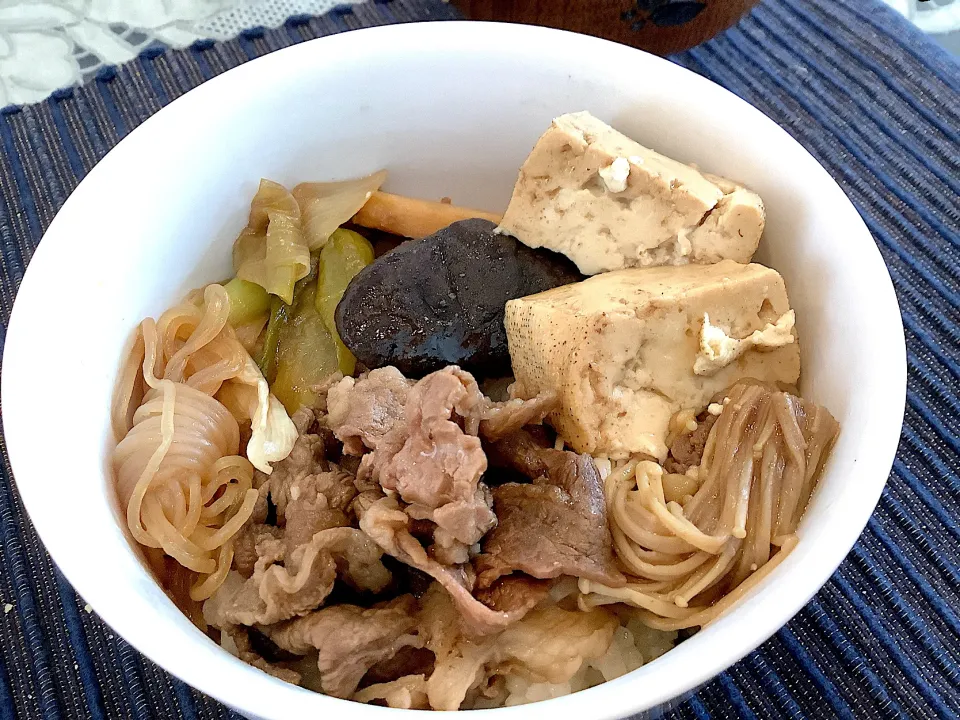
(0, 0, 957, 719)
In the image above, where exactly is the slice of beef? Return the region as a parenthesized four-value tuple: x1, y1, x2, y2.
(233, 524, 283, 579)
(478, 390, 559, 441)
(362, 367, 496, 560)
(351, 488, 386, 520)
(484, 428, 549, 476)
(211, 535, 336, 626)
(265, 409, 330, 521)
(474, 575, 553, 615)
(666, 412, 718, 474)
(208, 528, 390, 627)
(290, 406, 317, 435)
(418, 582, 618, 711)
(281, 467, 358, 552)
(360, 496, 529, 635)
(312, 527, 392, 594)
(250, 405, 361, 550)
(475, 430, 625, 589)
(327, 367, 414, 455)
(362, 646, 436, 687)
(264, 596, 422, 699)
(248, 465, 272, 526)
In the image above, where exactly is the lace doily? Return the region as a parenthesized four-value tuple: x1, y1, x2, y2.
(883, 0, 959, 54)
(0, 0, 354, 106)
(0, 1, 953, 107)
(884, 0, 959, 34)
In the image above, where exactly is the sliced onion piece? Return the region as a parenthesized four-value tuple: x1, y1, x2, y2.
(293, 169, 388, 250)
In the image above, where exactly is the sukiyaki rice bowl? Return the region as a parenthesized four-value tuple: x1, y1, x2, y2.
(2, 22, 905, 720)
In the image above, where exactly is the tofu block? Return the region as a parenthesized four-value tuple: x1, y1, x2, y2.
(498, 112, 765, 275)
(505, 260, 800, 460)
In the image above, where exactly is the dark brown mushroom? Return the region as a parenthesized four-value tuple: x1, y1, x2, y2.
(335, 219, 583, 378)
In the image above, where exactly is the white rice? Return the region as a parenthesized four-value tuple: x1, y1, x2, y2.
(502, 618, 677, 706)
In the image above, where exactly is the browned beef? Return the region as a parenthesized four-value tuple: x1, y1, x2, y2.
(327, 367, 414, 455)
(281, 468, 358, 553)
(249, 465, 271, 526)
(373, 367, 487, 505)
(361, 367, 496, 560)
(362, 646, 436, 687)
(360, 496, 525, 635)
(478, 390, 558, 441)
(312, 527, 392, 593)
(210, 534, 337, 627)
(350, 488, 386, 521)
(265, 596, 422, 698)
(208, 527, 390, 628)
(266, 410, 329, 521)
(233, 524, 283, 579)
(250, 403, 362, 551)
(474, 575, 553, 615)
(666, 412, 718, 474)
(475, 430, 625, 589)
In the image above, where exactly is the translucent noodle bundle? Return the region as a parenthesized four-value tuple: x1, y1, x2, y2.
(112, 284, 262, 601)
(581, 381, 839, 630)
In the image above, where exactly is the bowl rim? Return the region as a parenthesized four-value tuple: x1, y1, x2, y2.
(1, 20, 906, 720)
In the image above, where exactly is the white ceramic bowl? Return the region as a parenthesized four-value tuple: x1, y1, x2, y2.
(1, 22, 905, 720)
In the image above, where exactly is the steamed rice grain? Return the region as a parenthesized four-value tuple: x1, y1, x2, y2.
(502, 621, 676, 706)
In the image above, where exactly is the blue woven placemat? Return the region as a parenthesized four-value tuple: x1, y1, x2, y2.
(0, 0, 956, 718)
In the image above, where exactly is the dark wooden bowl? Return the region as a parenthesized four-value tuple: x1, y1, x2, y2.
(451, 0, 761, 55)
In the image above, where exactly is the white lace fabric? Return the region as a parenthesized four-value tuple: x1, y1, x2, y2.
(884, 0, 960, 34)
(0, 0, 355, 105)
(2, 1, 953, 106)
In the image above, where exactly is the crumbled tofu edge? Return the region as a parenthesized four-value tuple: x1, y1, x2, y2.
(694, 309, 796, 376)
(598, 157, 631, 193)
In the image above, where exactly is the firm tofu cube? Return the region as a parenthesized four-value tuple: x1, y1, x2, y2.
(505, 260, 800, 460)
(498, 112, 765, 275)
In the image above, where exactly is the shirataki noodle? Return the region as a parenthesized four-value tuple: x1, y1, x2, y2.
(111, 284, 259, 601)
(580, 381, 839, 630)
